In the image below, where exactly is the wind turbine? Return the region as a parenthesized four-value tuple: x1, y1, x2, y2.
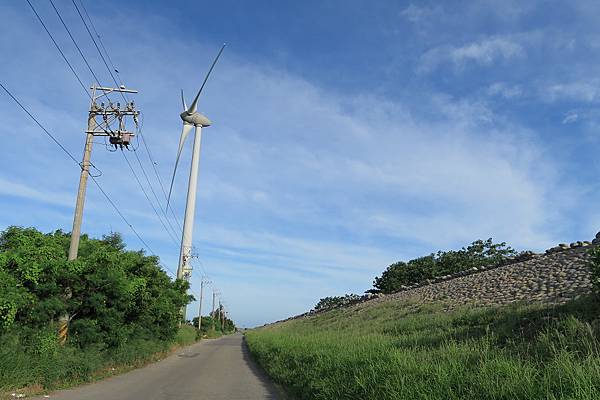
(168, 44, 225, 321)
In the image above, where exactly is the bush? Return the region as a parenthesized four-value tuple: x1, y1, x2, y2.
(0, 226, 191, 348)
(191, 311, 237, 338)
(586, 246, 600, 293)
(313, 294, 362, 312)
(372, 238, 517, 294)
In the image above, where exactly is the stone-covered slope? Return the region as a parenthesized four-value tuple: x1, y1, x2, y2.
(380, 245, 593, 308)
(268, 237, 598, 325)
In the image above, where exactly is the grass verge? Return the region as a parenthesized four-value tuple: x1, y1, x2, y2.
(246, 297, 600, 400)
(0, 325, 199, 397)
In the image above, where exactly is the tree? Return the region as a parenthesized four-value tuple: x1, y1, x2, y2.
(586, 246, 600, 294)
(0, 226, 192, 349)
(313, 294, 362, 312)
(371, 238, 517, 294)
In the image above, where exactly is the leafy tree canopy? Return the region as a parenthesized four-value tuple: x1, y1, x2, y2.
(0, 226, 191, 349)
(372, 238, 518, 294)
(313, 294, 362, 312)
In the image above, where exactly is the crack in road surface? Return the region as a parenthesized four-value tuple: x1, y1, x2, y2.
(32, 334, 280, 400)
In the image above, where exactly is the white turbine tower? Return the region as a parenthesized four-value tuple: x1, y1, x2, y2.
(168, 44, 225, 321)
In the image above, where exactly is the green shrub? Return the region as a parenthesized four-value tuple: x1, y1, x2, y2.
(313, 294, 362, 311)
(587, 246, 600, 294)
(372, 238, 517, 294)
(0, 226, 191, 349)
(175, 325, 198, 346)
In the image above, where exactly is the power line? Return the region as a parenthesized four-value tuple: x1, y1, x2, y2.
(0, 82, 79, 164)
(25, 0, 90, 99)
(131, 146, 182, 239)
(0, 81, 176, 278)
(28, 0, 122, 142)
(47, 0, 101, 86)
(133, 115, 182, 232)
(76, 0, 124, 87)
(191, 249, 209, 278)
(45, 0, 123, 129)
(89, 174, 176, 277)
(138, 126, 184, 231)
(70, 0, 127, 103)
(121, 150, 180, 246)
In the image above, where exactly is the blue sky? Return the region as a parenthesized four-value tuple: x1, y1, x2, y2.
(1, 1, 600, 327)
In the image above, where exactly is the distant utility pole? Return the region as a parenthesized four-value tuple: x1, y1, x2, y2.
(220, 303, 225, 332)
(211, 289, 217, 316)
(197, 277, 210, 331)
(218, 300, 223, 331)
(211, 290, 218, 331)
(60, 85, 138, 344)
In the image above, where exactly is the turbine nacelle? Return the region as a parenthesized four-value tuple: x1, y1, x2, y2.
(180, 110, 211, 127)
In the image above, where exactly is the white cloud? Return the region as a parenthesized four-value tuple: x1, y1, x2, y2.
(487, 82, 523, 99)
(544, 80, 600, 103)
(563, 111, 579, 124)
(0, 177, 73, 207)
(419, 36, 525, 73)
(400, 4, 442, 23)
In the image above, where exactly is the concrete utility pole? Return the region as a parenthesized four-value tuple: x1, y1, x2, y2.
(68, 85, 139, 260)
(211, 290, 218, 331)
(220, 302, 224, 332)
(212, 290, 217, 316)
(197, 277, 210, 331)
(217, 300, 222, 331)
(68, 113, 96, 261)
(60, 85, 138, 344)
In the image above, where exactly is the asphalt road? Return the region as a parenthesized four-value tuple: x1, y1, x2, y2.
(33, 334, 280, 400)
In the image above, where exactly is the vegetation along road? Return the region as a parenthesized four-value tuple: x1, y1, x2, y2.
(30, 334, 279, 400)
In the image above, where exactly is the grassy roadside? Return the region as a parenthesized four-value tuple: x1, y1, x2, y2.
(246, 297, 600, 400)
(0, 326, 199, 397)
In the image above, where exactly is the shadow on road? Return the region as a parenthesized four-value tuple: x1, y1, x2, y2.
(176, 352, 201, 358)
(240, 336, 282, 400)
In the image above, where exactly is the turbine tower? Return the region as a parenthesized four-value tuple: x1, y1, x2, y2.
(168, 44, 225, 321)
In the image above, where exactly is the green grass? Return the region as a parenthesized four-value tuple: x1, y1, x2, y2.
(0, 325, 199, 395)
(175, 325, 200, 346)
(246, 297, 600, 400)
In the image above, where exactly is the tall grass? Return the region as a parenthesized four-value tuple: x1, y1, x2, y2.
(246, 298, 600, 399)
(0, 325, 198, 393)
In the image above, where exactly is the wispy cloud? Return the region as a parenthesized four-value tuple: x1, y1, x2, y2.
(487, 82, 523, 99)
(543, 80, 600, 103)
(0, 177, 73, 207)
(419, 36, 526, 73)
(563, 111, 579, 124)
(400, 4, 442, 24)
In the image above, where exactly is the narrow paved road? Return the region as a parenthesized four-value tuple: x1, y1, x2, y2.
(33, 334, 280, 400)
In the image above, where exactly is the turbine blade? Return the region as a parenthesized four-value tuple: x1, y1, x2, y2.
(181, 89, 187, 111)
(167, 124, 194, 209)
(188, 43, 226, 114)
